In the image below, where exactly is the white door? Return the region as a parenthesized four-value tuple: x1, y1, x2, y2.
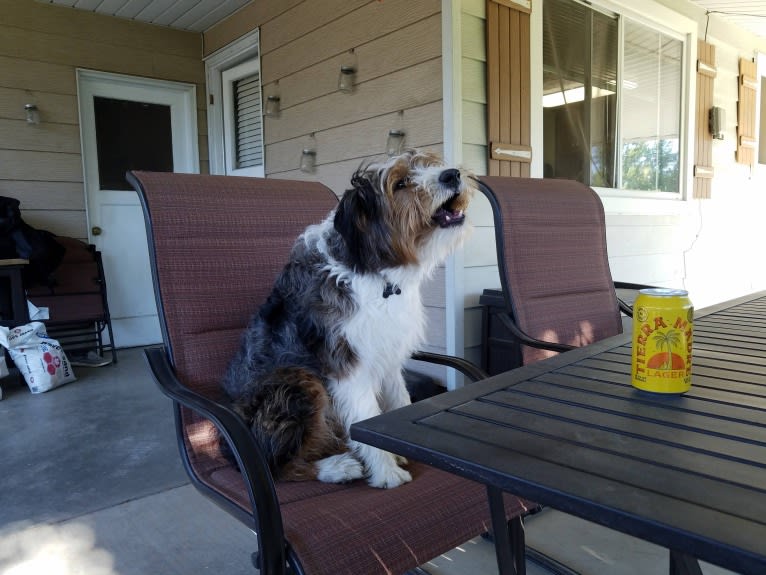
(77, 70, 199, 348)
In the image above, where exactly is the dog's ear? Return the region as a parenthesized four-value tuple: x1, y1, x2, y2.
(334, 171, 396, 273)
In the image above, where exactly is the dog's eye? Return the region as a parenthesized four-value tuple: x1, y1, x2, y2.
(394, 178, 410, 191)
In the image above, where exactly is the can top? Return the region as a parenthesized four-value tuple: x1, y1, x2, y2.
(639, 288, 689, 297)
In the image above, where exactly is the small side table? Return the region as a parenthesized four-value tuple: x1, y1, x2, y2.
(0, 259, 30, 328)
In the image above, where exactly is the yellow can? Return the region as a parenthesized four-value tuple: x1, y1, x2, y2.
(631, 288, 694, 394)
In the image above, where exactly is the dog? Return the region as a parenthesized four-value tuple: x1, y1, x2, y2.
(222, 149, 475, 489)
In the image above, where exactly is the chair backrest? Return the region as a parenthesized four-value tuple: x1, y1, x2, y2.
(479, 176, 623, 365)
(131, 171, 338, 508)
(26, 237, 104, 320)
(130, 171, 338, 397)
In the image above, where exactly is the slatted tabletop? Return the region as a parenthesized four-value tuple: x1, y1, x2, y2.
(351, 291, 766, 575)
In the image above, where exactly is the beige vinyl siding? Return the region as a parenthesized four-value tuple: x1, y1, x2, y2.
(461, 0, 489, 176)
(205, 0, 443, 188)
(1, 0, 204, 240)
(459, 0, 497, 366)
(205, 0, 450, 363)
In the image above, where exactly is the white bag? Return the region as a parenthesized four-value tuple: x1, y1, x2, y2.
(0, 322, 76, 394)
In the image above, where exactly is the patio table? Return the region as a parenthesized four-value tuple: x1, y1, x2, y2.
(351, 290, 766, 575)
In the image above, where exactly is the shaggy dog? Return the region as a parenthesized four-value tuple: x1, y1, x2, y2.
(222, 149, 475, 489)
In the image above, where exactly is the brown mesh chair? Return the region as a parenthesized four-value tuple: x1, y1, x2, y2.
(477, 176, 649, 368)
(129, 170, 534, 575)
(26, 236, 117, 364)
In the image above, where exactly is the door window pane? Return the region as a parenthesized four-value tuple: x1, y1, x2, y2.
(94, 97, 173, 190)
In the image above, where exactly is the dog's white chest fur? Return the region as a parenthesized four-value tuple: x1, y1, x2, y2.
(343, 274, 425, 373)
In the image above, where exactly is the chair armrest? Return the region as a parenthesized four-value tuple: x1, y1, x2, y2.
(143, 346, 288, 575)
(613, 281, 654, 291)
(411, 351, 489, 383)
(495, 311, 576, 353)
(613, 281, 657, 317)
(617, 299, 633, 316)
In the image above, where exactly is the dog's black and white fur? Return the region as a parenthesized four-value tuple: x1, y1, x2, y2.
(222, 150, 475, 489)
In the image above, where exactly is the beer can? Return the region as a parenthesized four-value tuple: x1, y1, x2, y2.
(631, 288, 694, 394)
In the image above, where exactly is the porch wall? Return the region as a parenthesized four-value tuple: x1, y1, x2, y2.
(204, 0, 453, 368)
(204, 0, 444, 193)
(458, 0, 766, 367)
(0, 0, 205, 240)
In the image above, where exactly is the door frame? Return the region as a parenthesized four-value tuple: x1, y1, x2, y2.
(76, 68, 199, 347)
(205, 28, 261, 175)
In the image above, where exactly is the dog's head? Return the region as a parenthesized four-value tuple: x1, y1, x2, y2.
(333, 149, 475, 274)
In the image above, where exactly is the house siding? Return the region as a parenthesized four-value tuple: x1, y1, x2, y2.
(458, 0, 766, 369)
(205, 0, 452, 371)
(204, 0, 444, 191)
(0, 0, 205, 240)
(6, 0, 763, 378)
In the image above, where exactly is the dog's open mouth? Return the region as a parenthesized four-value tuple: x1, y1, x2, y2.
(432, 194, 466, 228)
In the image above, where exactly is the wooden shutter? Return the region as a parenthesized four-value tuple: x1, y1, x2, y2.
(233, 72, 263, 169)
(486, 0, 532, 177)
(693, 40, 715, 199)
(736, 58, 757, 167)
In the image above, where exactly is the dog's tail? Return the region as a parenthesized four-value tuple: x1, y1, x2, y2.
(228, 367, 347, 480)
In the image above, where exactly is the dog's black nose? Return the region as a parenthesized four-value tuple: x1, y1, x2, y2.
(439, 168, 461, 187)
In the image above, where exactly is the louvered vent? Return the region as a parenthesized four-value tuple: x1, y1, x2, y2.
(233, 73, 263, 169)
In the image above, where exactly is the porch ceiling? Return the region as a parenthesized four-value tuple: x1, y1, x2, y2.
(35, 0, 251, 32)
(37, 1, 766, 39)
(689, 0, 766, 38)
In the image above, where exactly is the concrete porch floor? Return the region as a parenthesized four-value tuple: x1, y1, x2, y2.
(0, 347, 739, 574)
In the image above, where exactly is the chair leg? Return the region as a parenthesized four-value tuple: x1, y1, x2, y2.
(483, 502, 581, 575)
(102, 318, 118, 364)
(669, 550, 703, 575)
(509, 516, 526, 575)
(525, 547, 582, 575)
(487, 485, 526, 575)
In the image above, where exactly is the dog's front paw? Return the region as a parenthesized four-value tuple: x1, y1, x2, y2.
(394, 454, 408, 466)
(316, 453, 364, 483)
(367, 464, 412, 489)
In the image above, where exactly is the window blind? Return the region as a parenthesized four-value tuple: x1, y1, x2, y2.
(233, 72, 263, 169)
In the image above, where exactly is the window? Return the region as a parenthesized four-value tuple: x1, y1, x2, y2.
(543, 0, 684, 194)
(206, 28, 265, 177)
(93, 97, 173, 190)
(222, 59, 264, 176)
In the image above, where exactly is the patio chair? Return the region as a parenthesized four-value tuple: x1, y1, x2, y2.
(129, 170, 533, 575)
(477, 176, 649, 368)
(25, 236, 117, 364)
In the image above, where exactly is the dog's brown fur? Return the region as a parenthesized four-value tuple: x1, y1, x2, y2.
(232, 367, 347, 481)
